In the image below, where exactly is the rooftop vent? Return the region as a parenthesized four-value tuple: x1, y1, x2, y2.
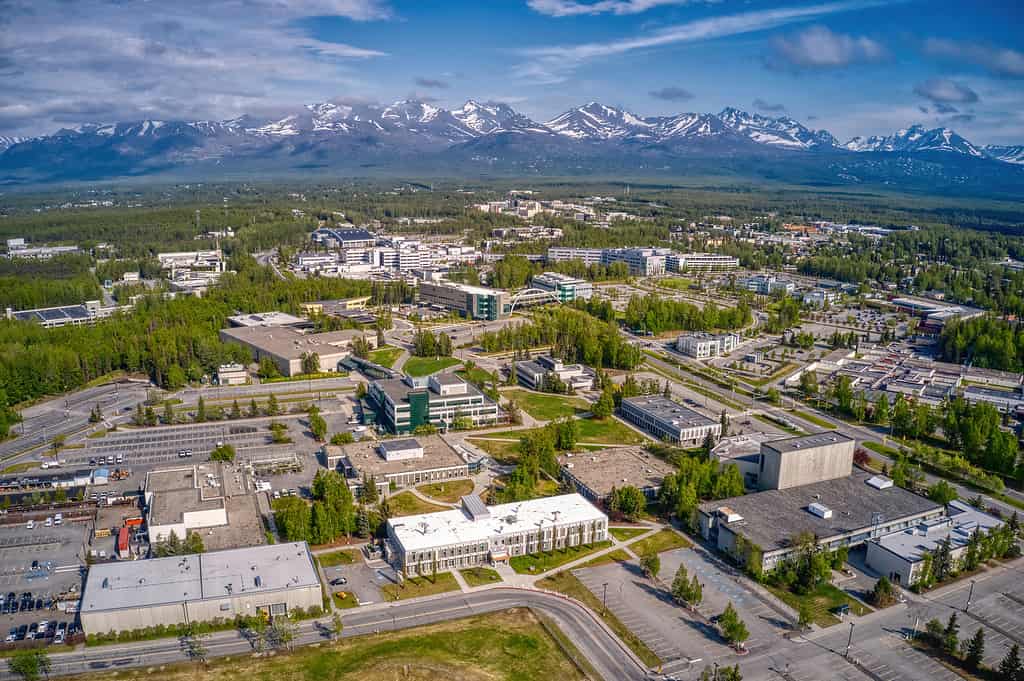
(808, 502, 833, 519)
(866, 475, 893, 490)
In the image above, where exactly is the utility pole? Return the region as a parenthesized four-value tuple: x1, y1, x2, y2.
(845, 622, 855, 660)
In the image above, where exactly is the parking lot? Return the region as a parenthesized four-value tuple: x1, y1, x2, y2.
(321, 552, 396, 606)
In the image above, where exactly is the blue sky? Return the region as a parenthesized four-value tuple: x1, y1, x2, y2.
(2, 0, 1022, 144)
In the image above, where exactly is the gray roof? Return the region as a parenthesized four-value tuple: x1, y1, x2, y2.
(80, 542, 318, 613)
(761, 432, 854, 455)
(872, 500, 1004, 564)
(699, 471, 941, 554)
(380, 439, 422, 453)
(621, 395, 716, 428)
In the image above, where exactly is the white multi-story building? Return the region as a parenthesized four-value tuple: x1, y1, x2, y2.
(515, 355, 595, 392)
(802, 289, 840, 307)
(387, 493, 607, 575)
(547, 247, 604, 266)
(530, 272, 593, 301)
(666, 253, 740, 272)
(743, 274, 795, 295)
(601, 248, 669, 276)
(676, 332, 741, 359)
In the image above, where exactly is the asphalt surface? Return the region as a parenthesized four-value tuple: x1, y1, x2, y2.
(0, 588, 649, 681)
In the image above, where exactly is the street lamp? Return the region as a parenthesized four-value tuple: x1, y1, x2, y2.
(601, 582, 608, 615)
(845, 622, 855, 660)
(965, 579, 976, 613)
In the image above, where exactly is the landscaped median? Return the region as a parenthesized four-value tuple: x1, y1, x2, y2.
(765, 582, 872, 627)
(509, 541, 613, 575)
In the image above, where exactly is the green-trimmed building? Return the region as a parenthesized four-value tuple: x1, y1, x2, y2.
(366, 374, 502, 434)
(417, 280, 510, 320)
(530, 272, 593, 302)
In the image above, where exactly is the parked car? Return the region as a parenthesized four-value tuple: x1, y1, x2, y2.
(5, 628, 15, 643)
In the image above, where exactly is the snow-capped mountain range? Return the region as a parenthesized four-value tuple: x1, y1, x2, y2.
(0, 99, 1021, 189)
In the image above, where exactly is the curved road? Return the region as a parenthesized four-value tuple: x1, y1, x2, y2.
(2, 588, 648, 680)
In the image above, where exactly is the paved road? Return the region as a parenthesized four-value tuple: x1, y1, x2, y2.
(0, 588, 649, 681)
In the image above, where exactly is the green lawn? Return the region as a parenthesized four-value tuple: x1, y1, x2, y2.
(458, 366, 496, 387)
(581, 548, 632, 568)
(609, 527, 648, 542)
(575, 416, 646, 444)
(509, 540, 613, 574)
(629, 529, 691, 555)
(381, 572, 461, 601)
(505, 389, 590, 421)
(656, 277, 693, 291)
(766, 582, 873, 627)
(467, 437, 522, 464)
(317, 549, 359, 567)
(863, 440, 901, 457)
(332, 590, 360, 609)
(368, 345, 403, 368)
(460, 567, 503, 587)
(403, 355, 462, 377)
(416, 479, 475, 503)
(388, 491, 450, 517)
(538, 571, 661, 668)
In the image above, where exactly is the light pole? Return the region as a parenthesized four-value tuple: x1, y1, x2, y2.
(845, 622, 855, 660)
(965, 579, 975, 612)
(601, 582, 608, 615)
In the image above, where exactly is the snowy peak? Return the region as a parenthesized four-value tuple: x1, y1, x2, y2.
(984, 145, 1024, 165)
(0, 136, 25, 152)
(718, 108, 836, 149)
(453, 100, 540, 135)
(843, 124, 982, 156)
(545, 102, 652, 140)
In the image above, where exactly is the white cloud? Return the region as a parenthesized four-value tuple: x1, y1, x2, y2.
(0, 0, 389, 136)
(913, 78, 979, 104)
(924, 38, 1024, 79)
(516, 0, 890, 83)
(526, 0, 710, 17)
(769, 25, 886, 69)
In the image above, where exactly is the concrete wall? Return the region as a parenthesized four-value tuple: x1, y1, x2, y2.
(865, 541, 916, 586)
(758, 440, 854, 491)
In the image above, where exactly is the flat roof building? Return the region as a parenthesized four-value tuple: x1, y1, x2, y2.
(311, 227, 376, 249)
(323, 435, 471, 496)
(418, 280, 510, 320)
(144, 465, 228, 544)
(216, 363, 248, 386)
(866, 500, 1004, 586)
(219, 326, 377, 377)
(619, 395, 720, 446)
(698, 471, 943, 573)
(515, 355, 595, 393)
(386, 493, 607, 576)
(676, 332, 740, 359)
(227, 311, 308, 328)
(757, 432, 856, 491)
(559, 446, 676, 503)
(80, 542, 321, 634)
(667, 253, 740, 272)
(531, 272, 594, 302)
(367, 374, 501, 434)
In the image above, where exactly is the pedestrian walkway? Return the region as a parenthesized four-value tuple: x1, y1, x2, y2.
(451, 568, 470, 592)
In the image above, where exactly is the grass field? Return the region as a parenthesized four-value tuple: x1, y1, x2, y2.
(509, 541, 612, 575)
(63, 610, 585, 681)
(317, 549, 359, 567)
(381, 572, 461, 601)
(609, 527, 648, 542)
(629, 529, 690, 555)
(416, 479, 474, 503)
(457, 366, 495, 387)
(505, 389, 590, 421)
(459, 567, 503, 587)
(766, 582, 873, 627)
(656, 277, 693, 291)
(575, 416, 646, 444)
(403, 356, 462, 377)
(581, 548, 632, 568)
(538, 571, 661, 667)
(788, 408, 835, 429)
(466, 438, 521, 464)
(368, 345, 403, 368)
(388, 491, 450, 517)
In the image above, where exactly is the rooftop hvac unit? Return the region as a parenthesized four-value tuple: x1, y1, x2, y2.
(808, 502, 833, 519)
(718, 506, 743, 523)
(866, 475, 893, 490)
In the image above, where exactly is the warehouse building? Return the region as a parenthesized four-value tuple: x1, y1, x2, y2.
(366, 373, 501, 434)
(530, 272, 593, 301)
(80, 542, 322, 634)
(386, 493, 607, 576)
(515, 355, 595, 392)
(322, 435, 471, 497)
(865, 500, 1004, 586)
(619, 395, 720, 446)
(417, 280, 510, 320)
(226, 311, 309, 328)
(559, 446, 675, 503)
(675, 332, 740, 359)
(219, 325, 377, 377)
